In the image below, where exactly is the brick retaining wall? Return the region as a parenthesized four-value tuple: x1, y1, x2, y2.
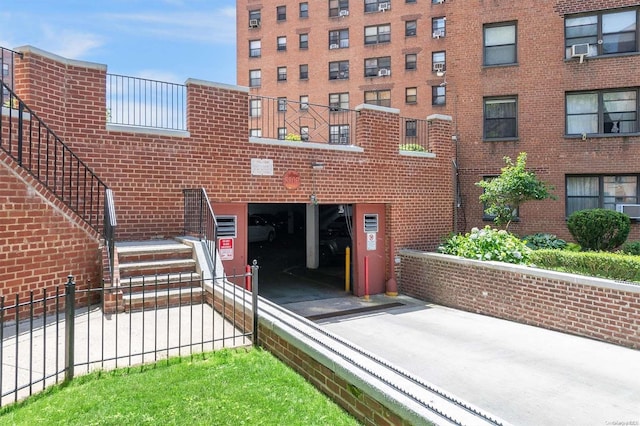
(398, 250, 640, 349)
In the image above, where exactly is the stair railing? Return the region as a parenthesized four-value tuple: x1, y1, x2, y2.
(104, 189, 117, 285)
(183, 188, 218, 276)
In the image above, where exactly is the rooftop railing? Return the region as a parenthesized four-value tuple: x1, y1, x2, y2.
(400, 117, 430, 153)
(0, 47, 23, 108)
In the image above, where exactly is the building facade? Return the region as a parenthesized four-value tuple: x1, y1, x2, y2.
(237, 0, 640, 241)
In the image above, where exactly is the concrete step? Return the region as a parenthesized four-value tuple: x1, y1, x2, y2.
(123, 287, 204, 312)
(119, 259, 197, 277)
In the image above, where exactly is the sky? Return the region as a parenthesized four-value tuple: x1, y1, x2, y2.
(0, 0, 237, 85)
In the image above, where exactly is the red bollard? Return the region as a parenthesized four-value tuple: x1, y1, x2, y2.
(364, 256, 370, 300)
(245, 264, 252, 291)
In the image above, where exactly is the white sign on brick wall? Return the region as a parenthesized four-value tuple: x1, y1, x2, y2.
(251, 158, 274, 176)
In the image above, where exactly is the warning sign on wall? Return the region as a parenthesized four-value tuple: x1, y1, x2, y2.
(219, 238, 234, 260)
(366, 232, 376, 251)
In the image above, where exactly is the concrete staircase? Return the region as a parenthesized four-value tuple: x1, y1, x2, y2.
(114, 239, 204, 312)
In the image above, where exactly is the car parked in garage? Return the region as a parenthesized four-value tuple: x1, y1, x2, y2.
(248, 215, 276, 243)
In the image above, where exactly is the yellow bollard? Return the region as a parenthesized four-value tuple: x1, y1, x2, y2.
(345, 247, 351, 293)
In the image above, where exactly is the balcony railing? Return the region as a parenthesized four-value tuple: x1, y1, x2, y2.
(400, 116, 430, 153)
(248, 96, 358, 146)
(106, 74, 187, 131)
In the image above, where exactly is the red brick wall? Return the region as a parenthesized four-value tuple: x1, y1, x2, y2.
(0, 150, 101, 306)
(398, 250, 640, 349)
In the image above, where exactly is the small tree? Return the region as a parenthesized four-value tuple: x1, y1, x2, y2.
(476, 152, 556, 230)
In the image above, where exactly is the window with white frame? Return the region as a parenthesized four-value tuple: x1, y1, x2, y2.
(329, 0, 349, 17)
(566, 89, 638, 135)
(278, 127, 287, 139)
(364, 56, 391, 77)
(484, 22, 517, 65)
(249, 10, 261, 26)
(249, 69, 261, 87)
(566, 175, 639, 216)
(329, 29, 349, 48)
(365, 89, 391, 107)
(299, 64, 309, 79)
(300, 126, 310, 140)
(249, 40, 261, 58)
(565, 9, 638, 59)
(484, 97, 518, 139)
(432, 17, 446, 38)
(405, 53, 417, 70)
(405, 20, 417, 37)
(300, 2, 309, 18)
(365, 24, 391, 44)
(249, 98, 262, 117)
(365, 0, 390, 13)
(329, 92, 349, 110)
(406, 87, 417, 104)
(277, 5, 286, 21)
(277, 66, 287, 81)
(278, 97, 287, 111)
(277, 36, 287, 51)
(250, 128, 262, 137)
(300, 95, 309, 110)
(432, 86, 445, 105)
(329, 124, 350, 144)
(432, 51, 446, 72)
(329, 61, 349, 79)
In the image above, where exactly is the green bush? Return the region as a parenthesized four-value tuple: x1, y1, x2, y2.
(522, 233, 567, 250)
(530, 249, 640, 283)
(438, 226, 531, 264)
(567, 208, 630, 251)
(399, 143, 427, 152)
(564, 242, 582, 252)
(620, 241, 640, 256)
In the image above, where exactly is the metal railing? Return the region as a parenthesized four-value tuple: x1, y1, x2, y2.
(0, 47, 22, 108)
(183, 188, 218, 277)
(0, 270, 258, 407)
(106, 74, 187, 131)
(248, 96, 358, 145)
(0, 81, 109, 234)
(104, 189, 117, 285)
(400, 117, 430, 152)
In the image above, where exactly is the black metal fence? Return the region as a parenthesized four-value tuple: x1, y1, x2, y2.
(400, 117, 430, 153)
(0, 269, 258, 407)
(183, 188, 218, 277)
(106, 74, 187, 131)
(0, 47, 22, 108)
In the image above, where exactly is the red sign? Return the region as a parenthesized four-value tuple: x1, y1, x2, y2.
(283, 170, 301, 190)
(219, 238, 234, 260)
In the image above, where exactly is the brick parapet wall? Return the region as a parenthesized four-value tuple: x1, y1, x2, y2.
(398, 250, 640, 349)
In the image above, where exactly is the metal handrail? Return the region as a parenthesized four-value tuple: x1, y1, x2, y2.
(104, 189, 117, 284)
(183, 188, 218, 276)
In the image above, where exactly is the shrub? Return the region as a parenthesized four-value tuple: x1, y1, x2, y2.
(399, 143, 427, 152)
(285, 133, 302, 141)
(530, 249, 640, 283)
(620, 241, 640, 256)
(438, 226, 531, 265)
(567, 208, 630, 251)
(564, 242, 582, 252)
(522, 233, 567, 250)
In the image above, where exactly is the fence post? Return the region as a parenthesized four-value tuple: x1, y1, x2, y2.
(251, 260, 259, 347)
(64, 275, 76, 382)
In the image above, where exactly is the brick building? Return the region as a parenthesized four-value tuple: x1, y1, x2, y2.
(236, 0, 640, 241)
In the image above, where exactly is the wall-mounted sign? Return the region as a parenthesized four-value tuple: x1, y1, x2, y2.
(251, 158, 274, 176)
(283, 170, 301, 190)
(219, 238, 234, 260)
(367, 232, 377, 251)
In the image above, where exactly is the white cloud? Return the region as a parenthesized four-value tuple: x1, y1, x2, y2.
(40, 26, 105, 59)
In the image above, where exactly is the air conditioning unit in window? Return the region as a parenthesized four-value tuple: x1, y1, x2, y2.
(378, 68, 390, 76)
(432, 29, 444, 39)
(339, 9, 349, 17)
(378, 3, 390, 12)
(329, 44, 340, 49)
(571, 43, 590, 63)
(249, 19, 260, 28)
(616, 204, 640, 219)
(433, 62, 446, 72)
(435, 0, 445, 4)
(339, 136, 348, 144)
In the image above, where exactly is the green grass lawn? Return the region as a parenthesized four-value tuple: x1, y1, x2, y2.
(0, 348, 360, 426)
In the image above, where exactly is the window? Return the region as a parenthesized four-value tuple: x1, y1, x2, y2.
(329, 92, 349, 110)
(406, 87, 417, 104)
(406, 0, 416, 3)
(277, 6, 286, 21)
(249, 69, 261, 87)
(565, 10, 638, 59)
(365, 24, 391, 44)
(249, 10, 261, 27)
(432, 17, 446, 38)
(2, 63, 8, 77)
(300, 126, 310, 140)
(250, 129, 262, 137)
(566, 89, 638, 135)
(364, 56, 391, 77)
(432, 0, 444, 3)
(484, 22, 517, 65)
(299, 33, 308, 49)
(329, 29, 349, 48)
(300, 95, 309, 110)
(329, 124, 350, 144)
(484, 97, 518, 139)
(432, 51, 446, 72)
(405, 120, 417, 137)
(365, 90, 391, 107)
(299, 64, 309, 79)
(300, 2, 309, 18)
(405, 53, 417, 70)
(365, 0, 390, 13)
(566, 175, 639, 216)
(278, 97, 287, 111)
(278, 127, 287, 140)
(249, 98, 262, 117)
(249, 40, 261, 58)
(277, 36, 287, 51)
(329, 61, 349, 80)
(483, 176, 519, 220)
(329, 0, 349, 17)
(432, 86, 445, 105)
(405, 20, 417, 37)
(277, 66, 287, 81)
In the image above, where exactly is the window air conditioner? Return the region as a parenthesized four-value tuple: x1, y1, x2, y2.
(249, 19, 260, 28)
(571, 43, 589, 63)
(616, 204, 640, 219)
(378, 3, 390, 12)
(433, 62, 445, 72)
(378, 68, 390, 76)
(339, 136, 348, 144)
(435, 0, 445, 4)
(433, 29, 444, 39)
(329, 44, 340, 49)
(339, 9, 349, 17)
